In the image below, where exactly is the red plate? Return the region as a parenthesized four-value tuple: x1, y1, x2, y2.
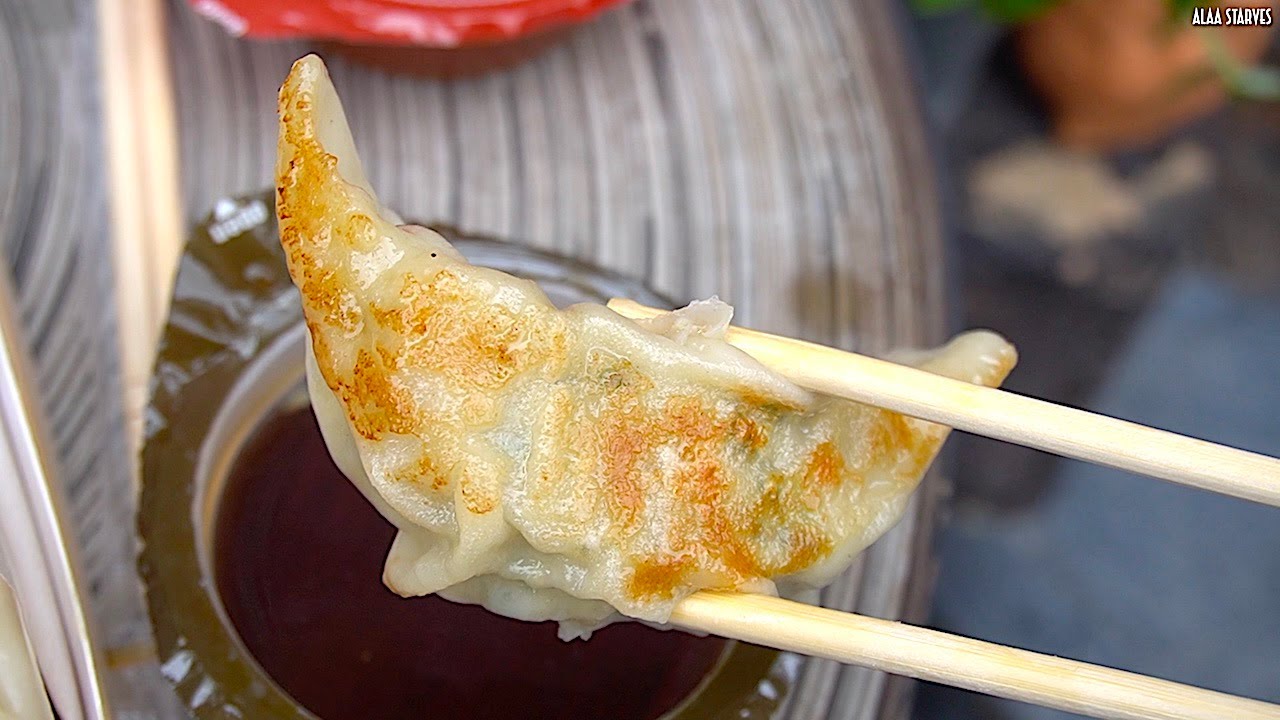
(188, 0, 633, 47)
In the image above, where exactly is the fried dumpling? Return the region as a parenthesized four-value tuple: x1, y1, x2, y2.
(277, 55, 1016, 639)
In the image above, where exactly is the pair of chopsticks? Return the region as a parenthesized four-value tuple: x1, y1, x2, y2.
(609, 298, 1280, 720)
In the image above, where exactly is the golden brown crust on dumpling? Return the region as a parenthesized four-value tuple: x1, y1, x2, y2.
(279, 68, 566, 444)
(277, 55, 1016, 627)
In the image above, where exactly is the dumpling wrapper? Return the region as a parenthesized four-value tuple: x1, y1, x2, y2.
(277, 55, 1016, 639)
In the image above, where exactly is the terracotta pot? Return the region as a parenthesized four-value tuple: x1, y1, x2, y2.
(1016, 0, 1275, 152)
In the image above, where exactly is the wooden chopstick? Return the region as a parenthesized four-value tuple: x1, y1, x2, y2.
(608, 299, 1280, 507)
(97, 0, 184, 465)
(616, 296, 1280, 718)
(674, 592, 1280, 720)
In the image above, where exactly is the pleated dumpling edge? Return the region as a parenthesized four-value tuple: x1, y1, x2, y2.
(276, 54, 1016, 639)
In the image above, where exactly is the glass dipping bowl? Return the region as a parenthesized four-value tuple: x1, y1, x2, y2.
(138, 192, 796, 719)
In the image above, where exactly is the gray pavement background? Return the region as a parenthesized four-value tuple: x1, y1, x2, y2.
(906, 10, 1280, 717)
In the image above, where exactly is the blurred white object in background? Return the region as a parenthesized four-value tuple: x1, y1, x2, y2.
(0, 270, 108, 720)
(0, 578, 55, 720)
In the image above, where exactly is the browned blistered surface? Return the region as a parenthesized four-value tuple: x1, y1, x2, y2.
(277, 56, 1015, 620)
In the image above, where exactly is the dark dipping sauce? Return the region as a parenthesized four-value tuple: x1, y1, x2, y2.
(214, 407, 728, 720)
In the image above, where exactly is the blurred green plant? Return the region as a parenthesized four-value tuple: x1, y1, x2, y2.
(1202, 27, 1280, 98)
(910, 0, 1279, 100)
(911, 0, 1206, 23)
(912, 0, 1057, 23)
